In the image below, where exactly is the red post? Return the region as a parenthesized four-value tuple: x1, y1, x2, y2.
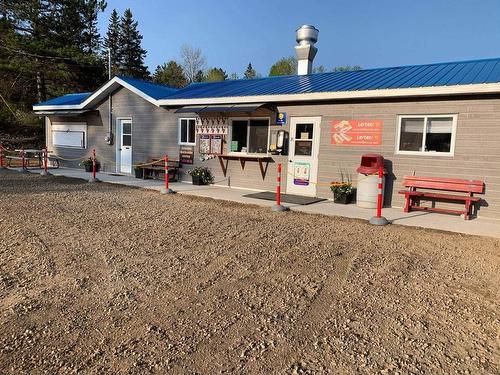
(376, 166, 383, 218)
(164, 154, 169, 191)
(276, 163, 282, 206)
(271, 163, 288, 211)
(43, 146, 48, 173)
(21, 146, 25, 170)
(92, 148, 96, 180)
(0, 145, 4, 168)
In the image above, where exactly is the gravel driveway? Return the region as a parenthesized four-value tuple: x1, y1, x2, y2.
(0, 169, 499, 374)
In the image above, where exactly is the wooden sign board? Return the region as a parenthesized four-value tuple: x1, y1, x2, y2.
(179, 145, 194, 164)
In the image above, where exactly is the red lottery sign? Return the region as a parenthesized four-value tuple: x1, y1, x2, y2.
(330, 120, 382, 146)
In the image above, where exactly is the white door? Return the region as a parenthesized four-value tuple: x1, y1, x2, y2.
(119, 119, 132, 174)
(286, 117, 321, 196)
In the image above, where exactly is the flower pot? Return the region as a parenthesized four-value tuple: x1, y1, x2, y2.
(84, 164, 100, 173)
(334, 193, 352, 204)
(192, 175, 206, 185)
(134, 168, 143, 179)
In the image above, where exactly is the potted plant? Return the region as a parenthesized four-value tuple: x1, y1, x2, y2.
(188, 166, 214, 185)
(330, 169, 353, 204)
(80, 157, 100, 173)
(134, 167, 143, 179)
(330, 181, 353, 204)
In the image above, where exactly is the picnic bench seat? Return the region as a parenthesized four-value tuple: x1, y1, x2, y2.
(139, 157, 179, 181)
(5, 155, 41, 168)
(398, 176, 485, 220)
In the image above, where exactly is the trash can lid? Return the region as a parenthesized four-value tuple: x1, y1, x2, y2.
(357, 153, 386, 174)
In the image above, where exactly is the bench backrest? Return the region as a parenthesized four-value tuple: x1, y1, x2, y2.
(402, 176, 484, 194)
(147, 157, 179, 168)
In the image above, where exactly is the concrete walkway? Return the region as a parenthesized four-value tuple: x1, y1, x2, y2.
(14, 167, 500, 239)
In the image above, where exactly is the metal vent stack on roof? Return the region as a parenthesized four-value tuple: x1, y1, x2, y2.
(295, 25, 319, 75)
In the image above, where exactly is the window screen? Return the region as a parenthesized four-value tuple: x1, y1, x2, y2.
(399, 118, 424, 152)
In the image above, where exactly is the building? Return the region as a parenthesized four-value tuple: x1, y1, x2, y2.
(33, 25, 500, 218)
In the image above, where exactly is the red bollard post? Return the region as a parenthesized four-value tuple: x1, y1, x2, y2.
(0, 145, 5, 169)
(160, 154, 175, 194)
(40, 146, 50, 176)
(369, 165, 389, 225)
(88, 148, 99, 183)
(272, 163, 288, 212)
(20, 146, 28, 173)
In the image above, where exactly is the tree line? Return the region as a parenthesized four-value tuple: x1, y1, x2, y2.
(0, 2, 361, 131)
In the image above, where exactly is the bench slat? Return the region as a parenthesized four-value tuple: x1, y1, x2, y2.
(402, 176, 484, 193)
(398, 190, 481, 202)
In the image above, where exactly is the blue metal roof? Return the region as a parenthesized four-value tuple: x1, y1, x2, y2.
(34, 92, 92, 107)
(118, 76, 178, 99)
(34, 76, 178, 107)
(35, 58, 500, 108)
(165, 57, 500, 100)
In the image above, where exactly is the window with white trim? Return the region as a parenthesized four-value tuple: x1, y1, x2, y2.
(396, 115, 457, 155)
(51, 123, 87, 149)
(229, 119, 269, 154)
(178, 118, 196, 145)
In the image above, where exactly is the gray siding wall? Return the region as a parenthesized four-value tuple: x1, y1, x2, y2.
(278, 98, 500, 218)
(46, 87, 500, 218)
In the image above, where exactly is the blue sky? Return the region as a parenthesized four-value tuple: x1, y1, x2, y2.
(98, 0, 500, 77)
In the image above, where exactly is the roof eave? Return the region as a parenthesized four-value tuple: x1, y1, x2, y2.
(158, 82, 500, 106)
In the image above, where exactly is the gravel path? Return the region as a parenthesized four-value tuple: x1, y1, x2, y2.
(0, 169, 499, 374)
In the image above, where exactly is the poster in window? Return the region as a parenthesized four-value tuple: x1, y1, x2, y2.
(330, 120, 382, 146)
(210, 135, 223, 155)
(293, 162, 310, 186)
(199, 134, 210, 154)
(179, 145, 194, 164)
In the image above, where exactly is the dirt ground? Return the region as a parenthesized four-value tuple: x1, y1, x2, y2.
(0, 169, 498, 374)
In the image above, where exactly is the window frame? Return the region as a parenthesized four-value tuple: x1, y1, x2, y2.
(395, 114, 457, 156)
(51, 122, 87, 149)
(178, 118, 196, 146)
(227, 117, 271, 156)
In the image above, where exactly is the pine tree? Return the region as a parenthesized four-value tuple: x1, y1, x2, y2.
(193, 69, 205, 82)
(82, 0, 106, 55)
(244, 63, 256, 79)
(103, 9, 121, 77)
(119, 9, 149, 79)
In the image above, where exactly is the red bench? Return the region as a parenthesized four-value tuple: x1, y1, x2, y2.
(398, 176, 484, 220)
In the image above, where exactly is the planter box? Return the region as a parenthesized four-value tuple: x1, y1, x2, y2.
(134, 168, 143, 179)
(192, 175, 206, 185)
(334, 193, 353, 204)
(84, 164, 100, 173)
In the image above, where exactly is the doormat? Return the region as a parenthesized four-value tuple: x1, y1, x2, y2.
(108, 173, 125, 176)
(243, 191, 326, 205)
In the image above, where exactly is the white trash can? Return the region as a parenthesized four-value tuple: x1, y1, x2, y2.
(356, 173, 385, 208)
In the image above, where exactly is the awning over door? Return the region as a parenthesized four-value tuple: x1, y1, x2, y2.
(174, 103, 265, 114)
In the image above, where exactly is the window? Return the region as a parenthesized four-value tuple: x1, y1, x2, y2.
(294, 123, 314, 156)
(51, 123, 87, 149)
(229, 119, 269, 154)
(396, 115, 456, 155)
(179, 118, 196, 145)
